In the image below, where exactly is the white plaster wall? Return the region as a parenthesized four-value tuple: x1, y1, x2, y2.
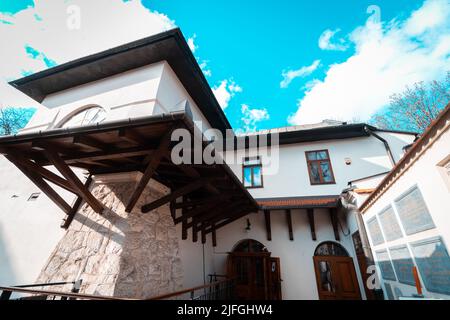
(177, 208, 362, 300)
(362, 126, 450, 300)
(225, 136, 397, 200)
(0, 157, 83, 286)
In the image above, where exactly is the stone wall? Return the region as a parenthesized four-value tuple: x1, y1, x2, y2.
(36, 176, 183, 299)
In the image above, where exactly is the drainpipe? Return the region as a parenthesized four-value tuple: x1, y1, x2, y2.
(340, 190, 374, 264)
(364, 126, 396, 167)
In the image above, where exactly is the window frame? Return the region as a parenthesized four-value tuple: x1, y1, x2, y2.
(242, 156, 264, 189)
(305, 149, 336, 185)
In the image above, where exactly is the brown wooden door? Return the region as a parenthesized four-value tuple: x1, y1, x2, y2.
(313, 256, 361, 300)
(268, 257, 282, 300)
(228, 253, 273, 300)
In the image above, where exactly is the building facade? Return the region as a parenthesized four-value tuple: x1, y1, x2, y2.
(0, 29, 425, 300)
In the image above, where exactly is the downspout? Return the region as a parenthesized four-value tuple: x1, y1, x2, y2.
(364, 126, 396, 167)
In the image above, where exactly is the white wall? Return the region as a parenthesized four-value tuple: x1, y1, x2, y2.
(0, 157, 84, 286)
(362, 125, 450, 300)
(175, 207, 364, 300)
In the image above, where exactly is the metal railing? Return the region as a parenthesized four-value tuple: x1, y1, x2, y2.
(0, 278, 236, 301)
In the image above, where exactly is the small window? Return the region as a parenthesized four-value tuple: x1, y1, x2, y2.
(28, 192, 41, 201)
(60, 105, 106, 128)
(305, 150, 335, 185)
(242, 156, 263, 188)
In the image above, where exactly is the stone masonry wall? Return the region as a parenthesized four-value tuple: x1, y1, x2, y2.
(36, 178, 183, 298)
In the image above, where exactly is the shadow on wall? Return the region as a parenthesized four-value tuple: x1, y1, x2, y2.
(0, 223, 17, 286)
(35, 180, 183, 299)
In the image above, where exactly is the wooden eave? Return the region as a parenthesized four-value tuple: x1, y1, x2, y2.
(0, 112, 258, 238)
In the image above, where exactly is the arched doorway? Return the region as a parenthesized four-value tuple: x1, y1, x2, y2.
(227, 239, 282, 300)
(313, 241, 361, 300)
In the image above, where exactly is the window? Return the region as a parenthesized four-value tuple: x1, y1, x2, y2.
(59, 105, 106, 128)
(242, 156, 263, 188)
(305, 150, 335, 185)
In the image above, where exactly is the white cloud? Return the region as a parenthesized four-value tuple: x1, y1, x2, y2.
(289, 0, 450, 125)
(199, 60, 212, 77)
(280, 60, 321, 88)
(187, 34, 198, 53)
(212, 79, 242, 109)
(240, 104, 270, 133)
(318, 28, 348, 51)
(0, 0, 176, 107)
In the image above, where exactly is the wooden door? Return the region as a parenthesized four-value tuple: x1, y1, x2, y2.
(268, 257, 282, 300)
(228, 254, 270, 300)
(313, 256, 361, 300)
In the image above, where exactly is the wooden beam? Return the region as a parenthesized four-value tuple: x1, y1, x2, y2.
(141, 178, 211, 213)
(175, 164, 221, 195)
(175, 195, 232, 225)
(307, 208, 317, 241)
(61, 175, 93, 229)
(201, 223, 206, 244)
(58, 147, 155, 165)
(286, 209, 294, 241)
(192, 219, 198, 242)
(205, 207, 253, 234)
(173, 196, 221, 209)
(11, 160, 72, 214)
(5, 152, 78, 194)
(211, 224, 217, 247)
(181, 196, 188, 240)
(72, 135, 110, 151)
(170, 201, 176, 220)
(329, 208, 340, 241)
(264, 210, 272, 241)
(118, 128, 148, 146)
(125, 129, 172, 213)
(189, 200, 247, 229)
(41, 146, 104, 214)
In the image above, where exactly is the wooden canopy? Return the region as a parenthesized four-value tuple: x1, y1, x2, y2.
(0, 111, 258, 242)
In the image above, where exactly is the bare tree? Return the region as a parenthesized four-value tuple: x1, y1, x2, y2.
(370, 72, 450, 133)
(0, 107, 36, 136)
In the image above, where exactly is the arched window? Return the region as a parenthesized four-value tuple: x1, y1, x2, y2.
(314, 241, 349, 257)
(233, 239, 268, 253)
(59, 105, 106, 128)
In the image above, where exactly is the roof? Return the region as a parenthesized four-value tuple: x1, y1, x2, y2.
(8, 28, 231, 134)
(0, 109, 259, 233)
(257, 195, 340, 210)
(360, 102, 450, 213)
(232, 122, 416, 148)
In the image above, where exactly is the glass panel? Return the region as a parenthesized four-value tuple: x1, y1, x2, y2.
(320, 161, 333, 182)
(318, 261, 335, 293)
(316, 151, 329, 160)
(309, 162, 321, 183)
(306, 152, 318, 160)
(252, 166, 262, 187)
(62, 107, 106, 128)
(234, 240, 250, 252)
(244, 157, 261, 166)
(315, 242, 348, 256)
(250, 240, 266, 253)
(243, 167, 252, 187)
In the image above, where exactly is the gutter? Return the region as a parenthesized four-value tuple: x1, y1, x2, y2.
(364, 126, 396, 167)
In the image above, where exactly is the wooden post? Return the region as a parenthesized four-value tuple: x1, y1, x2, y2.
(329, 208, 340, 241)
(286, 209, 294, 241)
(212, 224, 217, 247)
(307, 208, 317, 241)
(264, 210, 272, 241)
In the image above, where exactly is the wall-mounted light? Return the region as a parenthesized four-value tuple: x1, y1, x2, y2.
(245, 218, 251, 232)
(345, 157, 352, 165)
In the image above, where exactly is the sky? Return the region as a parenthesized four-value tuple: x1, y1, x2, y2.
(0, 0, 448, 132)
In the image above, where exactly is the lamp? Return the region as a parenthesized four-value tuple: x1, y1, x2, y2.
(245, 218, 251, 232)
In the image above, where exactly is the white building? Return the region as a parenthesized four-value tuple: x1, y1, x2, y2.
(0, 29, 427, 300)
(357, 104, 450, 300)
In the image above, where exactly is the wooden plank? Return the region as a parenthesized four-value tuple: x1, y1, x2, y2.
(118, 128, 148, 145)
(141, 178, 211, 213)
(187, 200, 247, 229)
(181, 195, 188, 240)
(192, 219, 198, 242)
(264, 210, 272, 241)
(176, 164, 221, 195)
(5, 153, 78, 194)
(170, 201, 176, 220)
(11, 160, 72, 214)
(72, 135, 110, 151)
(286, 209, 294, 241)
(201, 223, 206, 244)
(175, 195, 231, 225)
(125, 129, 172, 213)
(61, 175, 93, 229)
(205, 207, 252, 233)
(307, 208, 317, 241)
(173, 196, 221, 209)
(212, 224, 217, 247)
(41, 146, 104, 213)
(329, 208, 340, 241)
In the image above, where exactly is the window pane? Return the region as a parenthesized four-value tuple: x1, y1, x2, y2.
(317, 151, 329, 160)
(306, 152, 318, 160)
(252, 166, 262, 186)
(320, 161, 333, 182)
(243, 167, 252, 187)
(244, 157, 261, 166)
(309, 162, 321, 183)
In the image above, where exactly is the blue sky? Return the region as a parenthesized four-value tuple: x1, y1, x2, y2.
(0, 0, 448, 132)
